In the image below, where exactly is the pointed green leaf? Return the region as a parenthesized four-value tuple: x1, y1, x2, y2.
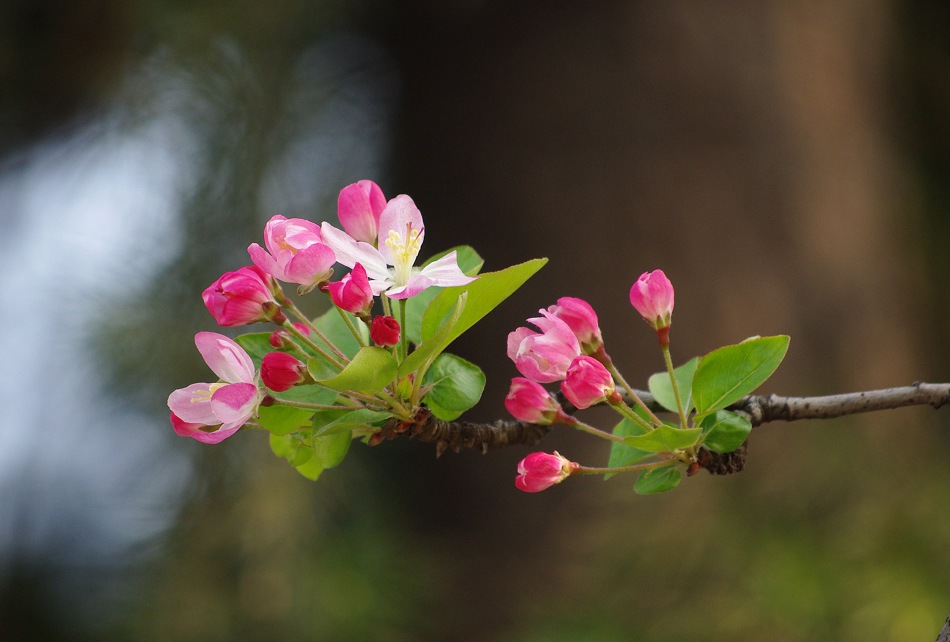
(648, 356, 700, 414)
(692, 335, 790, 416)
(700, 410, 752, 453)
(624, 425, 702, 453)
(420, 258, 547, 345)
(313, 346, 397, 393)
(605, 415, 653, 480)
(404, 245, 484, 346)
(397, 293, 467, 378)
(312, 430, 351, 469)
(421, 353, 486, 420)
(313, 409, 392, 437)
(634, 466, 682, 495)
(234, 332, 274, 364)
(256, 405, 314, 436)
(293, 456, 325, 481)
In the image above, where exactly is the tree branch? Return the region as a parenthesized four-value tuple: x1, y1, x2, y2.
(373, 383, 950, 474)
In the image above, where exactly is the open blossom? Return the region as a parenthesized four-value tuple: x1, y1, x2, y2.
(560, 355, 616, 409)
(507, 310, 581, 383)
(515, 451, 578, 493)
(327, 263, 374, 316)
(321, 193, 475, 299)
(629, 269, 674, 332)
(546, 296, 603, 354)
(248, 215, 336, 287)
(202, 265, 280, 327)
(338, 180, 386, 245)
(504, 378, 561, 424)
(167, 332, 262, 444)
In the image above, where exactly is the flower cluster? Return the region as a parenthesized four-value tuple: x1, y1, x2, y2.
(168, 180, 477, 445)
(506, 271, 677, 492)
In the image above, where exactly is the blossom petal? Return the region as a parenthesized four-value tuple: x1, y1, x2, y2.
(168, 382, 218, 425)
(378, 195, 424, 266)
(195, 332, 256, 383)
(320, 223, 390, 280)
(210, 382, 259, 429)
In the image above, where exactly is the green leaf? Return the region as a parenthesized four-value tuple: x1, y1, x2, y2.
(648, 356, 700, 415)
(312, 346, 397, 393)
(634, 466, 682, 495)
(269, 433, 313, 467)
(700, 410, 752, 453)
(421, 353, 486, 421)
(624, 425, 702, 453)
(314, 408, 392, 437)
(311, 307, 367, 360)
(605, 416, 653, 480)
(397, 293, 468, 378)
(420, 258, 547, 346)
(312, 430, 351, 469)
(404, 246, 484, 346)
(293, 456, 325, 481)
(235, 332, 275, 364)
(256, 405, 313, 436)
(692, 335, 790, 417)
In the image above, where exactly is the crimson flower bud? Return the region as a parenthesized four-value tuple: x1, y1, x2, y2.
(261, 352, 306, 392)
(560, 355, 615, 409)
(515, 451, 578, 493)
(327, 263, 374, 316)
(370, 315, 400, 347)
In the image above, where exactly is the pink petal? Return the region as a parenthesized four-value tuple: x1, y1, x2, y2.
(417, 252, 476, 287)
(195, 332, 256, 383)
(210, 382, 259, 428)
(378, 195, 424, 265)
(168, 383, 218, 425)
(320, 223, 390, 280)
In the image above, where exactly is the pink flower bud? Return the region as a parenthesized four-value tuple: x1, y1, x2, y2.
(248, 215, 336, 287)
(261, 352, 307, 392)
(546, 296, 603, 354)
(338, 180, 386, 244)
(560, 355, 615, 409)
(515, 451, 578, 493)
(370, 315, 400, 347)
(506, 311, 581, 383)
(327, 263, 374, 316)
(629, 269, 674, 339)
(504, 378, 561, 424)
(268, 323, 310, 348)
(202, 266, 278, 327)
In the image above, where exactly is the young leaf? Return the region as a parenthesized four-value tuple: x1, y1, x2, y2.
(269, 433, 313, 467)
(313, 346, 397, 393)
(313, 408, 392, 437)
(648, 356, 700, 414)
(420, 258, 547, 346)
(256, 405, 313, 436)
(404, 245, 484, 346)
(624, 425, 702, 453)
(699, 410, 752, 453)
(421, 353, 486, 421)
(397, 293, 467, 378)
(634, 466, 682, 495)
(692, 335, 790, 417)
(312, 430, 351, 469)
(293, 456, 325, 481)
(605, 416, 653, 480)
(235, 332, 275, 364)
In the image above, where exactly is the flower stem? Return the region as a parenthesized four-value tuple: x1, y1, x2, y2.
(560, 414, 627, 444)
(574, 459, 672, 476)
(336, 306, 367, 349)
(662, 344, 689, 429)
(398, 298, 408, 361)
(598, 352, 663, 428)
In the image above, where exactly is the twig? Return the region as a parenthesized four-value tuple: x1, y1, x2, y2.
(372, 383, 950, 474)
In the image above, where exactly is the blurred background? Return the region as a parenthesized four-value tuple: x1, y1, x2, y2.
(1, 1, 949, 640)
